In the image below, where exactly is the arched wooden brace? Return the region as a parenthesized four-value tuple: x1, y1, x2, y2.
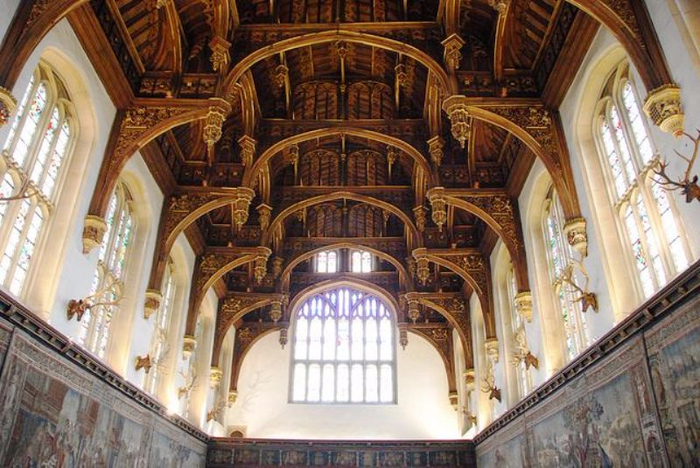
(161, 0, 183, 78)
(211, 293, 283, 368)
(184, 247, 268, 337)
(459, 102, 580, 219)
(229, 323, 281, 394)
(492, 2, 512, 82)
(86, 98, 230, 219)
(567, 0, 673, 92)
(224, 29, 454, 98)
(261, 192, 423, 249)
(278, 242, 413, 293)
(413, 247, 496, 339)
(406, 292, 473, 370)
(408, 325, 458, 399)
(428, 187, 529, 293)
(242, 126, 436, 190)
(0, 0, 88, 91)
(146, 188, 245, 293)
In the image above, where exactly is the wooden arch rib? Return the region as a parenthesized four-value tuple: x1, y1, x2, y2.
(243, 127, 435, 189)
(279, 242, 413, 292)
(417, 297, 473, 369)
(224, 29, 454, 96)
(261, 192, 422, 247)
(184, 253, 259, 337)
(443, 194, 529, 292)
(422, 253, 496, 338)
(229, 326, 281, 393)
(0, 0, 89, 89)
(463, 105, 579, 219)
(407, 326, 457, 396)
(567, 0, 671, 91)
(88, 98, 225, 218)
(211, 297, 274, 368)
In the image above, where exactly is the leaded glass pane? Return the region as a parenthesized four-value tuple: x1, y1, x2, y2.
(291, 286, 395, 403)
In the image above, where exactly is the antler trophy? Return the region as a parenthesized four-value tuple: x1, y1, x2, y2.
(67, 280, 122, 321)
(0, 175, 40, 203)
(177, 368, 198, 400)
(653, 129, 700, 203)
(554, 259, 598, 314)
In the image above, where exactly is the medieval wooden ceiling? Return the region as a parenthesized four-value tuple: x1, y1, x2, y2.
(51, 0, 604, 389)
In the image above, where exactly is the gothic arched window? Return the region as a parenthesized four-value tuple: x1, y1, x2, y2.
(78, 182, 134, 358)
(0, 62, 76, 295)
(146, 258, 177, 394)
(291, 286, 396, 403)
(316, 250, 338, 273)
(506, 265, 531, 398)
(595, 63, 690, 298)
(350, 250, 372, 273)
(543, 188, 589, 360)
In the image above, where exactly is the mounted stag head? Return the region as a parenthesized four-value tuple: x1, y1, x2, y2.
(480, 376, 502, 403)
(206, 397, 232, 422)
(177, 368, 198, 399)
(555, 261, 598, 314)
(67, 281, 121, 321)
(653, 129, 700, 203)
(135, 355, 152, 373)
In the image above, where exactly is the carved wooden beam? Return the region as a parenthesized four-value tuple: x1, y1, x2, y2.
(211, 292, 285, 367)
(443, 97, 581, 218)
(490, 0, 512, 83)
(229, 322, 281, 394)
(566, 0, 682, 135)
(427, 187, 529, 292)
(183, 246, 270, 338)
(405, 291, 473, 369)
(413, 247, 496, 338)
(0, 0, 88, 100)
(408, 323, 458, 399)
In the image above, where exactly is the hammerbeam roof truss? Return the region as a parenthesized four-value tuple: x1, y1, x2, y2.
(0, 0, 682, 400)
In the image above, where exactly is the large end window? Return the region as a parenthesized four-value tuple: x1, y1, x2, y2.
(291, 286, 395, 404)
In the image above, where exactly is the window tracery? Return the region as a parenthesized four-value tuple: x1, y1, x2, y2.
(594, 63, 690, 298)
(0, 63, 75, 295)
(291, 286, 395, 403)
(78, 182, 134, 358)
(543, 187, 589, 360)
(146, 258, 176, 395)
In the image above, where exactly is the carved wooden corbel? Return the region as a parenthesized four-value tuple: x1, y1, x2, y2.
(563, 217, 588, 257)
(82, 215, 108, 254)
(209, 366, 223, 388)
(143, 289, 163, 320)
(182, 335, 196, 359)
(427, 188, 448, 231)
(643, 84, 684, 137)
(238, 135, 256, 167)
(514, 291, 533, 323)
(442, 95, 471, 148)
(441, 34, 465, 71)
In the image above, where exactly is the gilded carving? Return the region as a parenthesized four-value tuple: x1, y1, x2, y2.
(209, 36, 231, 72)
(427, 189, 447, 232)
(82, 215, 107, 254)
(643, 84, 684, 137)
(209, 367, 223, 388)
(514, 291, 532, 322)
(442, 95, 471, 148)
(442, 34, 465, 71)
(563, 217, 588, 257)
(238, 135, 256, 167)
(427, 136, 445, 167)
(413, 205, 427, 232)
(143, 289, 163, 320)
(182, 335, 196, 358)
(0, 86, 17, 127)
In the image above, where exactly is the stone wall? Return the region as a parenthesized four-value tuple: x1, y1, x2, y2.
(0, 292, 208, 467)
(475, 260, 700, 467)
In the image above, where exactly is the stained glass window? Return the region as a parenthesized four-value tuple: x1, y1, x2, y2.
(78, 182, 134, 358)
(291, 286, 395, 403)
(147, 259, 177, 395)
(595, 63, 691, 299)
(543, 188, 588, 360)
(0, 63, 75, 296)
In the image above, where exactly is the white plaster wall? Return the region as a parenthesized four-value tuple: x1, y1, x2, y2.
(644, 0, 700, 256)
(0, 0, 20, 44)
(225, 330, 458, 439)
